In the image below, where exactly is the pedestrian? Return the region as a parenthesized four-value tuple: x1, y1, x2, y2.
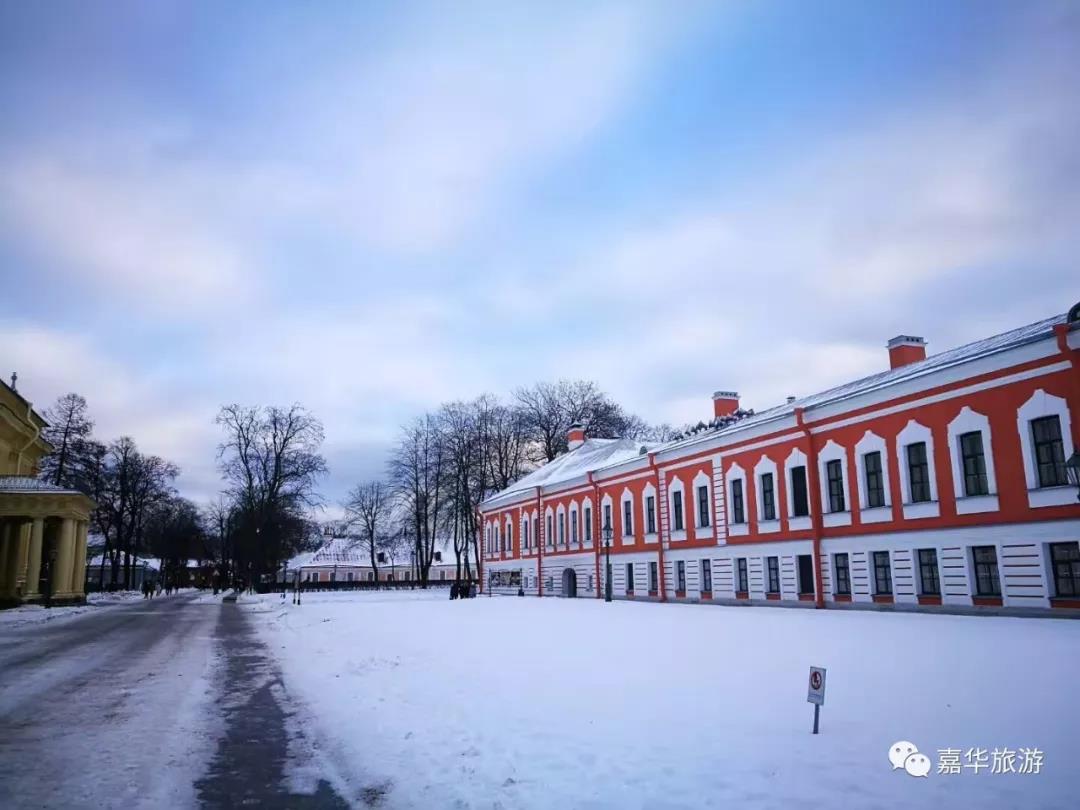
(142, 580, 149, 599)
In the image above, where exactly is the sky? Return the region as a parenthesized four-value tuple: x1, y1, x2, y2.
(1, 0, 1078, 512)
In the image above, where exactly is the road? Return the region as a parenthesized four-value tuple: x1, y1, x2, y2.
(0, 593, 348, 810)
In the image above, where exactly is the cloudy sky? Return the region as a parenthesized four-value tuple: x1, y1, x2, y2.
(1, 0, 1077, 510)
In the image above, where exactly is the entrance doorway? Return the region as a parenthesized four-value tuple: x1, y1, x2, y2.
(561, 568, 577, 597)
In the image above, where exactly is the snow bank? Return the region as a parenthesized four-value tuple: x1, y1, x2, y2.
(246, 592, 1079, 809)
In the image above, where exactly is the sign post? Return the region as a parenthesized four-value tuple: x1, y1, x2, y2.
(807, 666, 826, 734)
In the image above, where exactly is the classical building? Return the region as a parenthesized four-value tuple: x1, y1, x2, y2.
(0, 378, 94, 606)
(479, 302, 1080, 615)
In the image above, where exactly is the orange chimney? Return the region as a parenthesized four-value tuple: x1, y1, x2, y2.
(567, 423, 586, 451)
(712, 390, 740, 419)
(887, 335, 927, 369)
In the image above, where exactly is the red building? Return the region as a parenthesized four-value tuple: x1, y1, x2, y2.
(478, 304, 1080, 615)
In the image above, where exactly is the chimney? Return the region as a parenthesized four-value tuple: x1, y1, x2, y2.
(786, 396, 796, 405)
(712, 390, 740, 419)
(887, 335, 927, 370)
(567, 423, 586, 451)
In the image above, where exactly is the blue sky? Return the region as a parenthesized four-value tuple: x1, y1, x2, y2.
(2, 0, 1077, 509)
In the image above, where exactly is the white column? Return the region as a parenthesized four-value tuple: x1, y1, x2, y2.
(53, 518, 76, 597)
(71, 521, 89, 597)
(24, 518, 44, 597)
(0, 521, 10, 597)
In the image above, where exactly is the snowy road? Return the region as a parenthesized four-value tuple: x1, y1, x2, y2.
(0, 593, 350, 810)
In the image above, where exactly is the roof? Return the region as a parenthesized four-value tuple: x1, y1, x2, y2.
(483, 438, 659, 507)
(482, 310, 1071, 507)
(0, 476, 83, 495)
(661, 311, 1070, 455)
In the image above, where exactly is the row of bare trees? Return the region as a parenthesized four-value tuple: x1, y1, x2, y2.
(39, 393, 201, 589)
(345, 380, 657, 587)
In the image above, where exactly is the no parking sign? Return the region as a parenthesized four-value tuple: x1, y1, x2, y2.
(807, 666, 826, 734)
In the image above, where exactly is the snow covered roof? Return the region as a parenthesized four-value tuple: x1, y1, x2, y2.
(86, 554, 160, 571)
(482, 310, 1072, 508)
(0, 476, 83, 495)
(661, 312, 1070, 455)
(483, 438, 659, 507)
(309, 536, 369, 565)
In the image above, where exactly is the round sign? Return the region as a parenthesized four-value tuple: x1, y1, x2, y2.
(810, 671, 822, 690)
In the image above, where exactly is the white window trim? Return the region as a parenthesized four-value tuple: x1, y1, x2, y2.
(668, 476, 687, 541)
(818, 440, 852, 527)
(544, 506, 554, 548)
(896, 419, 940, 519)
(582, 497, 594, 548)
(531, 509, 538, 555)
(521, 513, 530, 552)
(504, 516, 513, 555)
(692, 470, 714, 537)
(555, 504, 567, 546)
(642, 482, 659, 542)
(784, 447, 812, 531)
(725, 462, 749, 537)
(947, 407, 1000, 515)
(620, 487, 635, 544)
(600, 494, 614, 539)
(855, 430, 892, 524)
(569, 500, 579, 546)
(752, 456, 781, 534)
(1017, 389, 1075, 508)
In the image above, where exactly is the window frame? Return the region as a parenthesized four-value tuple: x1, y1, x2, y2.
(701, 559, 712, 593)
(906, 442, 932, 503)
(760, 472, 776, 521)
(625, 562, 634, 594)
(826, 459, 845, 513)
(649, 561, 658, 594)
(645, 495, 656, 535)
(1050, 542, 1080, 598)
(1031, 415, 1067, 488)
(872, 550, 892, 595)
(833, 553, 851, 596)
(863, 450, 885, 508)
(676, 560, 686, 592)
(766, 556, 780, 594)
(736, 557, 748, 593)
(971, 545, 1001, 597)
(697, 484, 710, 528)
(672, 489, 684, 532)
(731, 478, 745, 524)
(917, 548, 940, 596)
(790, 464, 809, 518)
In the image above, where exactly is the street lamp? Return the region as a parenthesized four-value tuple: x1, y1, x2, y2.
(1066, 451, 1080, 502)
(602, 521, 613, 602)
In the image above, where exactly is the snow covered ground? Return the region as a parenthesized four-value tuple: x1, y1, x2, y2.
(0, 589, 192, 628)
(245, 591, 1079, 809)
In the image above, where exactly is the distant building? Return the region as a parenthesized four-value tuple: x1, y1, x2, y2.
(281, 536, 471, 585)
(0, 378, 95, 606)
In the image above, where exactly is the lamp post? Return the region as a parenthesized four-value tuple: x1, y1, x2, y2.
(1066, 451, 1080, 502)
(602, 521, 613, 602)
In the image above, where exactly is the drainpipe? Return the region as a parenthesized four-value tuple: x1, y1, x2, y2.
(650, 452, 667, 602)
(535, 487, 544, 597)
(16, 401, 40, 476)
(795, 408, 826, 608)
(590, 472, 601, 599)
(476, 509, 484, 594)
(1054, 323, 1080, 448)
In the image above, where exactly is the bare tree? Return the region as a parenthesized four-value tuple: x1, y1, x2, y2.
(514, 379, 645, 462)
(215, 403, 328, 583)
(343, 480, 391, 581)
(388, 414, 446, 586)
(39, 393, 95, 491)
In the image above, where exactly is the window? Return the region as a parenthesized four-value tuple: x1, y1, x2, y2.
(863, 451, 885, 508)
(790, 465, 809, 517)
(873, 551, 892, 595)
(367, 571, 374, 581)
(1031, 416, 1067, 487)
(834, 553, 851, 595)
(1050, 542, 1080, 597)
(731, 479, 745, 524)
(972, 546, 1001, 596)
(766, 556, 780, 594)
(623, 498, 633, 537)
(672, 490, 684, 532)
(645, 496, 656, 534)
(918, 549, 940, 596)
(625, 563, 634, 594)
(760, 473, 776, 521)
(649, 561, 658, 593)
(603, 503, 612, 533)
(736, 558, 748, 593)
(347, 572, 354, 582)
(311, 572, 319, 583)
(797, 554, 815, 595)
(676, 560, 686, 592)
(524, 519, 530, 549)
(959, 432, 989, 497)
(546, 515, 553, 547)
(701, 560, 712, 592)
(697, 485, 710, 527)
(584, 507, 592, 542)
(826, 459, 845, 512)
(906, 443, 931, 503)
(570, 510, 578, 544)
(558, 512, 565, 545)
